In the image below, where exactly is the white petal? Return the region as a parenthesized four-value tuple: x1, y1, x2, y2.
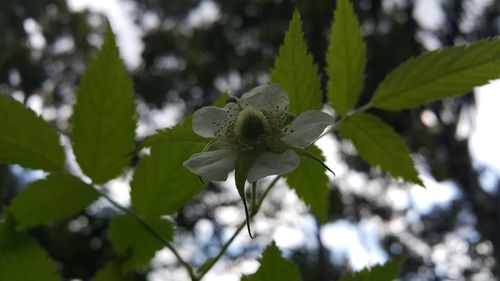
(247, 150, 300, 183)
(183, 149, 237, 181)
(281, 110, 334, 148)
(239, 84, 289, 116)
(192, 106, 232, 138)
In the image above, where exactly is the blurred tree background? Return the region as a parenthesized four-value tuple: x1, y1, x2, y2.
(1, 0, 499, 280)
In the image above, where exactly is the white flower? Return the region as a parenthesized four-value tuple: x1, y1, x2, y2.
(183, 84, 334, 183)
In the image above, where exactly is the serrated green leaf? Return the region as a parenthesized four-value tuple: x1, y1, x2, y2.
(10, 172, 99, 229)
(90, 261, 134, 281)
(339, 257, 404, 281)
(71, 25, 136, 184)
(131, 143, 204, 216)
(242, 242, 302, 281)
(0, 95, 64, 171)
(141, 117, 208, 148)
(132, 123, 205, 216)
(371, 39, 500, 110)
(339, 113, 423, 185)
(326, 0, 366, 116)
(271, 10, 322, 114)
(0, 214, 61, 281)
(109, 215, 173, 272)
(286, 145, 329, 223)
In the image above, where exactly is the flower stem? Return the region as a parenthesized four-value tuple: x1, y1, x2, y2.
(195, 176, 281, 281)
(95, 188, 197, 280)
(251, 181, 257, 212)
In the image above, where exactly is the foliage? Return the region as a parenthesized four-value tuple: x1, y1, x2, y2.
(71, 26, 137, 184)
(10, 172, 98, 229)
(241, 242, 303, 281)
(338, 113, 422, 185)
(0, 0, 499, 280)
(109, 215, 173, 271)
(271, 9, 322, 114)
(0, 95, 64, 171)
(0, 214, 61, 281)
(286, 145, 330, 223)
(326, 0, 366, 116)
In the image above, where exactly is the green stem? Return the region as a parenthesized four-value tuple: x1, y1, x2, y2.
(195, 176, 281, 281)
(95, 188, 197, 280)
(251, 182, 257, 213)
(319, 102, 373, 139)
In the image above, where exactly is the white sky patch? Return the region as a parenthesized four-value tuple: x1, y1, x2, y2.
(409, 175, 460, 214)
(136, 101, 185, 138)
(413, 0, 445, 31)
(321, 219, 388, 270)
(470, 80, 500, 173)
(23, 18, 46, 50)
(273, 225, 304, 249)
(187, 0, 221, 28)
(67, 0, 143, 69)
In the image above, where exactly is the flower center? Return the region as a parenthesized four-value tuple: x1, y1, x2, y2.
(236, 107, 269, 141)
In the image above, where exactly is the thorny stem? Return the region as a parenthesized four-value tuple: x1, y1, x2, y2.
(95, 188, 197, 280)
(195, 176, 281, 281)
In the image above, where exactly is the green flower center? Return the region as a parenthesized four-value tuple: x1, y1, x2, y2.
(236, 107, 269, 141)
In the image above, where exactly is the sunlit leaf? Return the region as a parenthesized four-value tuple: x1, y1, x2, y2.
(10, 172, 99, 229)
(339, 113, 423, 185)
(241, 242, 302, 281)
(286, 145, 329, 223)
(326, 0, 366, 116)
(0, 95, 64, 171)
(71, 25, 136, 184)
(271, 9, 322, 114)
(371, 39, 500, 110)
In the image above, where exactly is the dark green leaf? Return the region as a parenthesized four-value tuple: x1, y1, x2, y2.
(286, 145, 329, 223)
(131, 125, 205, 216)
(109, 215, 173, 272)
(10, 172, 99, 229)
(371, 39, 500, 110)
(0, 214, 61, 281)
(339, 257, 404, 281)
(90, 261, 134, 281)
(271, 10, 322, 114)
(326, 0, 366, 116)
(242, 242, 302, 281)
(71, 25, 136, 184)
(339, 113, 423, 185)
(141, 117, 208, 148)
(0, 95, 64, 171)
